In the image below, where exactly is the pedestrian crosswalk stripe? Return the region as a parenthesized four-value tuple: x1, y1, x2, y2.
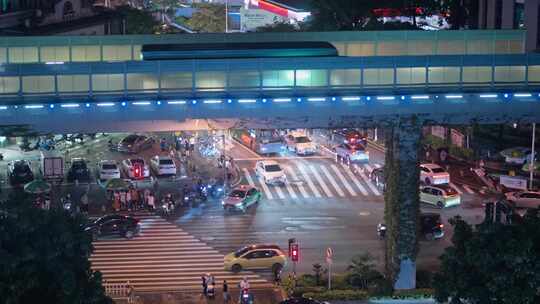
(319, 165, 346, 197)
(284, 178, 298, 199)
(309, 165, 334, 197)
(374, 163, 382, 168)
(273, 183, 286, 199)
(243, 168, 256, 187)
(463, 185, 475, 194)
(354, 164, 381, 196)
(330, 164, 357, 196)
(296, 163, 322, 198)
(449, 183, 463, 194)
(341, 164, 368, 196)
(256, 176, 274, 200)
(364, 164, 374, 173)
(283, 165, 309, 198)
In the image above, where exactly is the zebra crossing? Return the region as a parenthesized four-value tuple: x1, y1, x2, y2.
(240, 160, 483, 201)
(90, 213, 272, 292)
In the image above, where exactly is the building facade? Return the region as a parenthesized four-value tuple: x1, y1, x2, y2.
(478, 0, 538, 51)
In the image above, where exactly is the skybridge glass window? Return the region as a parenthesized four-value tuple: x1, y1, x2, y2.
(467, 40, 493, 54)
(0, 77, 19, 94)
(195, 71, 226, 90)
(377, 42, 404, 56)
(0, 48, 6, 64)
(462, 66, 492, 84)
(295, 70, 327, 87)
(330, 69, 361, 86)
(428, 67, 460, 85)
(396, 67, 426, 85)
(57, 75, 89, 92)
(346, 43, 375, 56)
(102, 45, 132, 61)
(160, 72, 192, 89)
(71, 45, 100, 62)
(527, 65, 540, 83)
(228, 71, 260, 88)
(92, 74, 124, 92)
(133, 45, 142, 61)
(363, 68, 394, 86)
(437, 40, 465, 55)
(40, 46, 70, 63)
(9, 47, 38, 63)
(406, 40, 433, 55)
(262, 70, 294, 88)
(494, 66, 525, 83)
(330, 42, 346, 56)
(22, 76, 54, 93)
(127, 73, 158, 91)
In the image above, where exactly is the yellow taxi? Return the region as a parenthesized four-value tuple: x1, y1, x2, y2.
(224, 244, 287, 273)
(420, 184, 461, 208)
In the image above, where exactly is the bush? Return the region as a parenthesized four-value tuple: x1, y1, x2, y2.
(416, 269, 434, 289)
(303, 289, 369, 301)
(449, 146, 474, 161)
(368, 277, 394, 297)
(392, 288, 434, 299)
(423, 134, 447, 150)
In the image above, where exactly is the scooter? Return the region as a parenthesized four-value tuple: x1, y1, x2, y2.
(377, 223, 387, 240)
(239, 289, 254, 304)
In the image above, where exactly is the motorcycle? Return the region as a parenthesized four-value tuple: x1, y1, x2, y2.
(207, 179, 225, 198)
(239, 289, 254, 304)
(377, 223, 387, 240)
(0, 153, 4, 161)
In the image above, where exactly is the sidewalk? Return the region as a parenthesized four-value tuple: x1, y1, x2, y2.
(116, 288, 283, 304)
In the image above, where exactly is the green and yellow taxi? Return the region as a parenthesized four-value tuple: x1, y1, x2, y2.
(224, 244, 287, 273)
(222, 185, 262, 213)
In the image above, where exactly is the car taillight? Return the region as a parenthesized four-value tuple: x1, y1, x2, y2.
(439, 224, 444, 228)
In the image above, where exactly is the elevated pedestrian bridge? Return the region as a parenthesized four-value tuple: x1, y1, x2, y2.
(0, 31, 539, 133)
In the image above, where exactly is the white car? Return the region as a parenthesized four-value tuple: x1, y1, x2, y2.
(505, 191, 540, 209)
(121, 158, 150, 179)
(284, 132, 317, 155)
(97, 160, 120, 181)
(255, 160, 287, 185)
(420, 163, 450, 185)
(150, 155, 177, 176)
(500, 147, 535, 165)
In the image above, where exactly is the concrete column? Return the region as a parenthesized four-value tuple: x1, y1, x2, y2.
(501, 0, 515, 29)
(478, 0, 487, 28)
(384, 117, 422, 290)
(525, 0, 540, 51)
(486, 0, 497, 29)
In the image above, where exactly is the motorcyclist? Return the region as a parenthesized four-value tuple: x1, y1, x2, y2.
(238, 277, 251, 303)
(377, 223, 387, 239)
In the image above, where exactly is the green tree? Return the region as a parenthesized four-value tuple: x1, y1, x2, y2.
(255, 20, 300, 32)
(187, 3, 226, 33)
(346, 252, 384, 289)
(120, 6, 160, 34)
(306, 0, 381, 30)
(441, 0, 478, 29)
(0, 192, 112, 304)
(434, 213, 540, 304)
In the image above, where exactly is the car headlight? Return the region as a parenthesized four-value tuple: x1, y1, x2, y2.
(221, 201, 225, 205)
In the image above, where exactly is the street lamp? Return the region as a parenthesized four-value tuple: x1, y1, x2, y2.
(530, 123, 536, 190)
(225, 0, 228, 33)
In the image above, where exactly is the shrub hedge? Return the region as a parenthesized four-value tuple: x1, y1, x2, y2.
(302, 289, 369, 301)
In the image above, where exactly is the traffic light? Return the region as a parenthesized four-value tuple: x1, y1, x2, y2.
(291, 243, 299, 262)
(133, 164, 142, 179)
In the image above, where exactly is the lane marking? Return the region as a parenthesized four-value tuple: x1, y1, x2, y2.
(242, 168, 256, 187)
(308, 165, 333, 197)
(283, 165, 309, 198)
(319, 165, 345, 197)
(374, 163, 382, 168)
(463, 185, 475, 194)
(330, 164, 357, 196)
(296, 163, 322, 198)
(273, 184, 286, 199)
(364, 164, 374, 173)
(354, 164, 381, 196)
(342, 164, 368, 196)
(449, 183, 463, 194)
(257, 175, 274, 200)
(235, 155, 333, 161)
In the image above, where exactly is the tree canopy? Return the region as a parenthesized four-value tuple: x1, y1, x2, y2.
(0, 191, 112, 304)
(434, 213, 540, 304)
(186, 3, 226, 33)
(255, 21, 301, 32)
(120, 6, 160, 34)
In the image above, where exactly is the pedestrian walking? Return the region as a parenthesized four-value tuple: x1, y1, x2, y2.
(120, 191, 127, 210)
(126, 190, 132, 211)
(147, 192, 155, 211)
(81, 192, 89, 215)
(222, 280, 230, 303)
(201, 275, 207, 296)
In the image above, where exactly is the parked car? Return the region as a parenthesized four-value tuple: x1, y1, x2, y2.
(84, 214, 140, 240)
(97, 160, 121, 181)
(500, 147, 535, 165)
(255, 160, 287, 185)
(117, 134, 154, 153)
(334, 142, 369, 164)
(7, 160, 34, 185)
(505, 191, 540, 209)
(67, 158, 91, 182)
(370, 167, 385, 190)
(420, 184, 461, 208)
(222, 185, 262, 212)
(419, 213, 444, 240)
(419, 163, 450, 185)
(121, 158, 150, 179)
(224, 244, 287, 273)
(150, 155, 177, 176)
(284, 131, 317, 155)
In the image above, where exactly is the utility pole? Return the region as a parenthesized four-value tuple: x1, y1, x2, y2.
(530, 123, 536, 190)
(225, 0, 229, 33)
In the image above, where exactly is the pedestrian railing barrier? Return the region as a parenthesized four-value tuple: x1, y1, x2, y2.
(103, 281, 135, 303)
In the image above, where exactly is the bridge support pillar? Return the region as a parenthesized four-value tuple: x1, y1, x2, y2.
(383, 117, 422, 290)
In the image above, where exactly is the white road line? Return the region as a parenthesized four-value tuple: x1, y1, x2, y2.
(257, 176, 274, 200)
(283, 180, 298, 199)
(283, 165, 309, 198)
(309, 165, 334, 197)
(449, 183, 463, 194)
(374, 163, 382, 168)
(273, 184, 286, 199)
(342, 164, 368, 196)
(242, 168, 256, 187)
(319, 165, 346, 197)
(463, 185, 475, 194)
(296, 163, 322, 198)
(364, 164, 374, 173)
(330, 164, 357, 196)
(354, 164, 381, 196)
